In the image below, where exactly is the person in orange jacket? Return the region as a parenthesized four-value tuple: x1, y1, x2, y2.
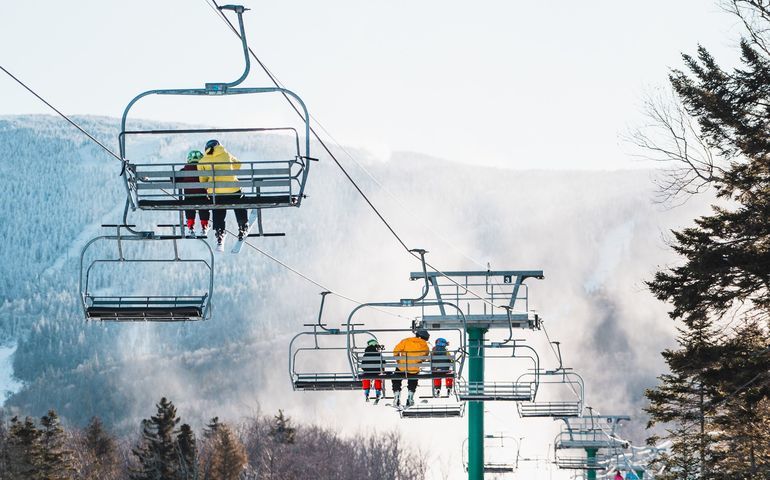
(391, 329, 430, 407)
(197, 139, 249, 251)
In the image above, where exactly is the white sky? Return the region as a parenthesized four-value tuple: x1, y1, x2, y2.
(0, 0, 742, 169)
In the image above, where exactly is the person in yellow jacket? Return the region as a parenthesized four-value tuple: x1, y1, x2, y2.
(391, 329, 430, 407)
(197, 139, 249, 251)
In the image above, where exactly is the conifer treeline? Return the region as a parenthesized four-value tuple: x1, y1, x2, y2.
(0, 398, 426, 479)
(641, 0, 770, 477)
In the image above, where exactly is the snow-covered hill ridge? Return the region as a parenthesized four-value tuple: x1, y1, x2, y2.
(0, 115, 712, 443)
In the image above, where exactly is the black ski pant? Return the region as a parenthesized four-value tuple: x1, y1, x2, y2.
(211, 194, 248, 232)
(392, 377, 418, 393)
(185, 209, 210, 222)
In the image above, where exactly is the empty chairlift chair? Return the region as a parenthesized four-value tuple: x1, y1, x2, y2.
(79, 225, 213, 321)
(119, 5, 312, 233)
(462, 435, 521, 474)
(554, 415, 631, 473)
(289, 330, 365, 391)
(455, 340, 539, 401)
(517, 369, 585, 418)
(289, 293, 366, 391)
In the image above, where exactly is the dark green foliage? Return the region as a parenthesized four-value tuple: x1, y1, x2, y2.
(645, 1, 770, 477)
(131, 397, 182, 480)
(39, 410, 74, 480)
(0, 404, 427, 480)
(6, 416, 43, 480)
(176, 424, 197, 480)
(81, 415, 122, 479)
(268, 410, 295, 445)
(85, 416, 117, 463)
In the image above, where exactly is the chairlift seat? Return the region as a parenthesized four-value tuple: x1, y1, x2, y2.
(137, 194, 294, 209)
(84, 296, 207, 322)
(399, 404, 464, 419)
(518, 401, 582, 418)
(555, 455, 605, 470)
(292, 373, 361, 391)
(457, 380, 535, 402)
(556, 435, 629, 450)
(483, 464, 516, 473)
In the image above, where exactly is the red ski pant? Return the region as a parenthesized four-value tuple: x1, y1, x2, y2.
(433, 378, 454, 388)
(362, 379, 383, 391)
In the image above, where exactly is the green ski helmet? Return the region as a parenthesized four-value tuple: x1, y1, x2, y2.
(187, 150, 203, 164)
(367, 339, 379, 347)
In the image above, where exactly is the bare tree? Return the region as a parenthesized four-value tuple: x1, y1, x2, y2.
(625, 89, 725, 205)
(723, 1, 770, 56)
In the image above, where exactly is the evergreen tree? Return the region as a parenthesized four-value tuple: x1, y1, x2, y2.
(203, 422, 246, 480)
(645, 313, 721, 479)
(710, 322, 770, 476)
(38, 410, 74, 480)
(82, 416, 121, 480)
(643, 1, 770, 476)
(268, 410, 295, 445)
(175, 424, 197, 480)
(131, 397, 182, 480)
(6, 416, 43, 480)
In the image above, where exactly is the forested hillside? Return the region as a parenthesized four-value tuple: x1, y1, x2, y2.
(0, 115, 711, 446)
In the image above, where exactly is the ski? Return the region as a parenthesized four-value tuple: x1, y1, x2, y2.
(231, 210, 260, 254)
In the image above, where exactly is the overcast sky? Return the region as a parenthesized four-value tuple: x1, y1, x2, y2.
(0, 1, 743, 170)
(0, 3, 748, 477)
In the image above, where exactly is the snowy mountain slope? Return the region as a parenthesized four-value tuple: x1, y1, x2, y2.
(0, 115, 712, 451)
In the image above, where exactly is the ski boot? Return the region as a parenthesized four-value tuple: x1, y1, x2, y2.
(200, 222, 210, 237)
(215, 229, 226, 252)
(406, 391, 415, 407)
(432, 387, 441, 398)
(393, 390, 401, 407)
(364, 389, 370, 402)
(374, 390, 382, 405)
(237, 223, 249, 241)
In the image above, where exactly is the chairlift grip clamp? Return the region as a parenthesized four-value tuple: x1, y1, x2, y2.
(218, 4, 249, 14)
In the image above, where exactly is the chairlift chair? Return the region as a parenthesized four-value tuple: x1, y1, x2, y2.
(461, 434, 521, 473)
(79, 225, 213, 321)
(517, 369, 585, 418)
(555, 415, 631, 451)
(455, 340, 540, 401)
(289, 293, 374, 391)
(289, 329, 366, 391)
(119, 5, 312, 234)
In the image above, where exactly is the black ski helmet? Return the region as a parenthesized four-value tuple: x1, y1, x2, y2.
(415, 329, 430, 340)
(205, 139, 220, 154)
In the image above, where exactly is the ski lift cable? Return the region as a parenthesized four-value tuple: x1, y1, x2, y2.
(204, 0, 507, 311)
(225, 227, 412, 320)
(0, 64, 122, 163)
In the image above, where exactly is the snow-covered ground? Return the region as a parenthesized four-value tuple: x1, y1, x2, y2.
(0, 342, 22, 404)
